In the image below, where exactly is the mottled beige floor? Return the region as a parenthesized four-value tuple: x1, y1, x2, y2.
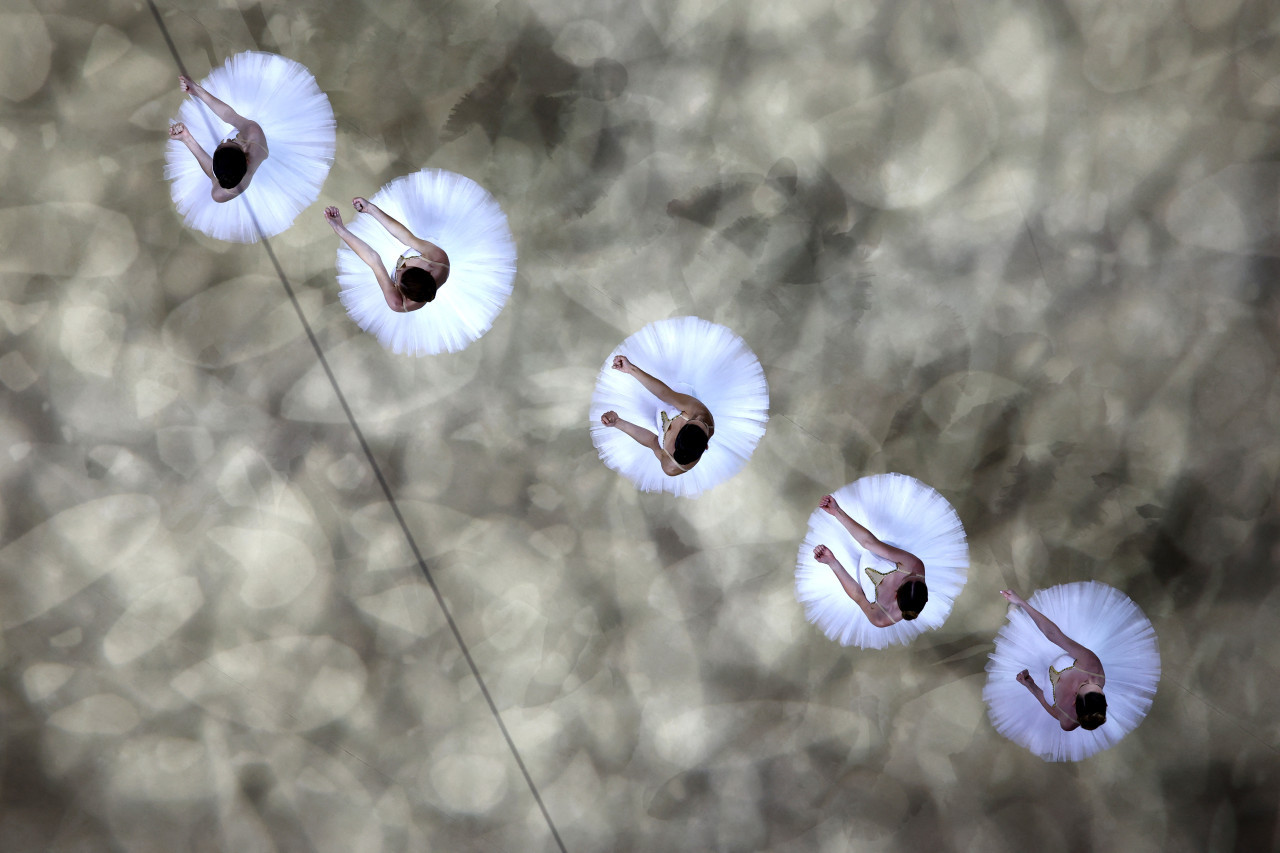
(2, 0, 1279, 851)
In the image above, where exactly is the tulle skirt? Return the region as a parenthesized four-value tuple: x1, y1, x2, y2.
(795, 473, 969, 648)
(337, 169, 518, 356)
(588, 317, 769, 498)
(984, 581, 1161, 762)
(164, 52, 335, 243)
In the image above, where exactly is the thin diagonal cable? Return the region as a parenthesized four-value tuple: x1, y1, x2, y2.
(146, 4, 567, 849)
(255, 234, 568, 853)
(146, 0, 189, 78)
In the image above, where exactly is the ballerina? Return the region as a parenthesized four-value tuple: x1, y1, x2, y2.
(984, 582, 1160, 762)
(329, 169, 517, 356)
(164, 52, 335, 243)
(999, 589, 1107, 731)
(810, 495, 928, 627)
(325, 199, 450, 312)
(598, 355, 714, 478)
(589, 317, 768, 498)
(168, 76, 267, 203)
(795, 474, 968, 648)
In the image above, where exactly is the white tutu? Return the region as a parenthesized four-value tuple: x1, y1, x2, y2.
(588, 317, 769, 498)
(337, 169, 518, 356)
(984, 581, 1161, 762)
(164, 52, 335, 243)
(795, 474, 969, 649)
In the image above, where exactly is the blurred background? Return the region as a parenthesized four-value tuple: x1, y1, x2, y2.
(1, 0, 1278, 850)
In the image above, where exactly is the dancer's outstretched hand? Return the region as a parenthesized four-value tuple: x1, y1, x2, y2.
(178, 75, 195, 93)
(600, 411, 619, 427)
(168, 122, 189, 140)
(352, 197, 371, 213)
(611, 355, 634, 373)
(813, 544, 837, 565)
(1016, 669, 1034, 687)
(1000, 589, 1026, 608)
(324, 206, 343, 228)
(819, 494, 841, 516)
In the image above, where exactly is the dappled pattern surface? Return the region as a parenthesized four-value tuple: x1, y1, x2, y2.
(2, 1, 1279, 851)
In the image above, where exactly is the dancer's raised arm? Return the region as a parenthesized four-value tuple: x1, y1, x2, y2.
(813, 545, 890, 627)
(1015, 669, 1072, 725)
(819, 495, 923, 572)
(169, 123, 213, 179)
(1000, 590, 1101, 671)
(351, 197, 436, 254)
(325, 207, 404, 312)
(180, 75, 257, 134)
(612, 356, 711, 420)
(600, 411, 684, 476)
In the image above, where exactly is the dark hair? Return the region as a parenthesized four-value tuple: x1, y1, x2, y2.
(672, 423, 709, 465)
(1075, 691, 1107, 730)
(896, 579, 928, 620)
(212, 145, 248, 189)
(399, 266, 439, 303)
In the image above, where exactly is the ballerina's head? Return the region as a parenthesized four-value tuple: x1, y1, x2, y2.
(1075, 685, 1106, 730)
(672, 422, 709, 466)
(212, 140, 249, 191)
(397, 262, 448, 304)
(896, 578, 928, 620)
